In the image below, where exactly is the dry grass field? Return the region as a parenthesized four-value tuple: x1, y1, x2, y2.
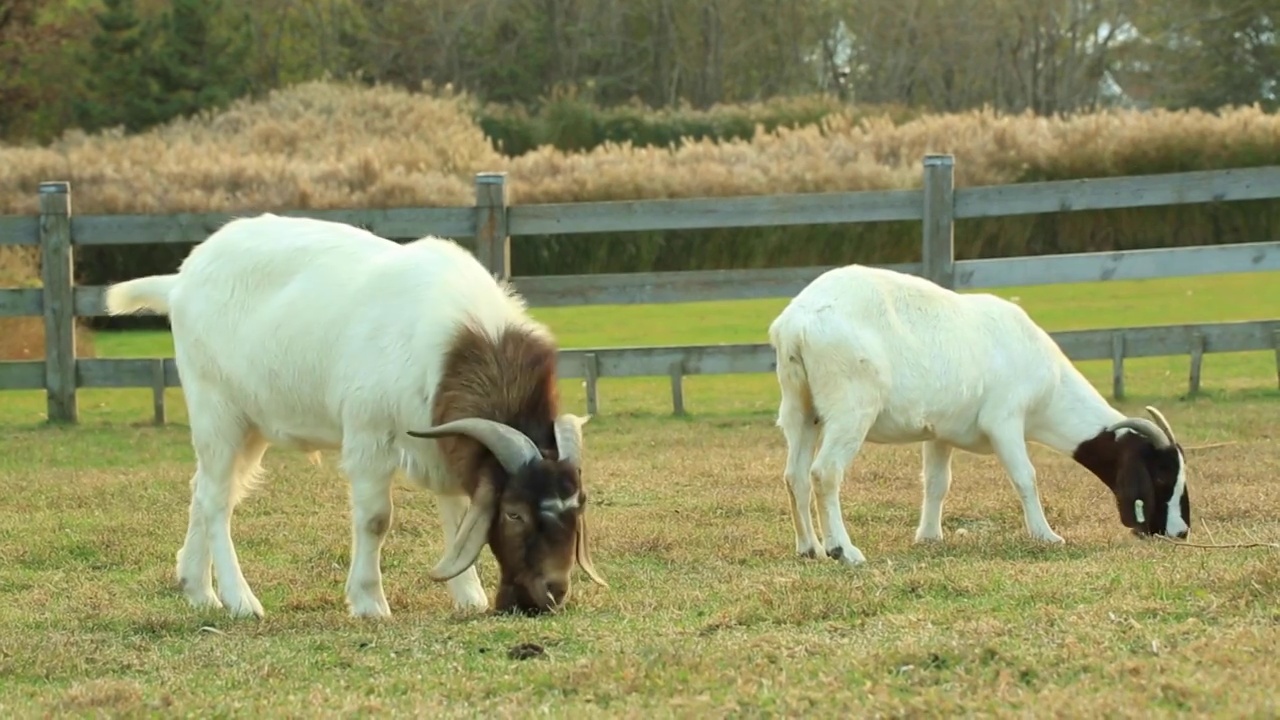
(1, 271, 1279, 717)
(3, 80, 1280, 216)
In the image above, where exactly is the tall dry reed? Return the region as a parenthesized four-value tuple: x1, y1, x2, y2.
(0, 80, 501, 216)
(0, 241, 95, 361)
(5, 82, 1278, 216)
(2, 81, 1277, 279)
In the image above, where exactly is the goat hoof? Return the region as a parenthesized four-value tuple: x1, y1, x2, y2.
(348, 598, 393, 619)
(176, 576, 223, 610)
(226, 604, 264, 620)
(826, 545, 867, 566)
(183, 590, 223, 610)
(221, 593, 265, 620)
(797, 548, 818, 560)
(450, 588, 491, 614)
(349, 606, 393, 620)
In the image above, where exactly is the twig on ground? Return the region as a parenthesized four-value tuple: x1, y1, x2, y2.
(1154, 535, 1280, 550)
(1183, 441, 1239, 451)
(1202, 518, 1219, 545)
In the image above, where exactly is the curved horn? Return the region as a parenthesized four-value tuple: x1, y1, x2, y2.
(575, 511, 608, 587)
(1144, 405, 1180, 447)
(407, 418, 541, 474)
(427, 478, 497, 581)
(1107, 418, 1172, 449)
(554, 413, 591, 466)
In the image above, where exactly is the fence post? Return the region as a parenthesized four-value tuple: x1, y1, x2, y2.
(39, 181, 77, 423)
(922, 154, 956, 289)
(669, 362, 686, 416)
(583, 353, 600, 416)
(1111, 332, 1126, 400)
(474, 172, 510, 280)
(1273, 330, 1279, 390)
(151, 358, 167, 426)
(1187, 332, 1205, 396)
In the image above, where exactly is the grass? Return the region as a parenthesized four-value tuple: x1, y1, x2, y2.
(1, 272, 1279, 717)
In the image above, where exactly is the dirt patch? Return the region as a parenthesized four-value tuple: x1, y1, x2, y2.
(507, 642, 546, 660)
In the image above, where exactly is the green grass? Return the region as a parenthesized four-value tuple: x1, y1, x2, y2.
(1, 271, 1279, 717)
(43, 269, 1280, 426)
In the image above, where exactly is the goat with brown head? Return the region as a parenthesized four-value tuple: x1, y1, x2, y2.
(408, 413, 606, 615)
(106, 213, 611, 620)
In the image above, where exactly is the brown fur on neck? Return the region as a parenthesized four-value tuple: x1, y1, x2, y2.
(430, 321, 561, 494)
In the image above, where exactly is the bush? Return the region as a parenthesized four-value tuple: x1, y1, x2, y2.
(477, 90, 885, 157)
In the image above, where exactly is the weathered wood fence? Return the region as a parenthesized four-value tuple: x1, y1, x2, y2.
(2, 155, 1279, 423)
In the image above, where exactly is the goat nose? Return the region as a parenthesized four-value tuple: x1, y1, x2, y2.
(547, 580, 568, 606)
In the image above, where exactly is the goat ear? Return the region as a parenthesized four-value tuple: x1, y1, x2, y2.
(1115, 456, 1153, 530)
(575, 511, 608, 588)
(428, 478, 497, 581)
(554, 413, 591, 467)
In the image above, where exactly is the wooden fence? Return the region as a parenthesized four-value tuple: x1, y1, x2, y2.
(2, 155, 1279, 423)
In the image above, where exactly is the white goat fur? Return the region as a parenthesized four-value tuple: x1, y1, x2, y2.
(768, 264, 1187, 564)
(104, 213, 549, 618)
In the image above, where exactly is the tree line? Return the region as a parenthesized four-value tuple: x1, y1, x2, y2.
(1, 0, 1277, 145)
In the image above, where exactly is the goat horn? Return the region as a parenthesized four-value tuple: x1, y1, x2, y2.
(576, 511, 608, 587)
(1107, 418, 1172, 449)
(427, 476, 497, 581)
(553, 413, 591, 467)
(407, 418, 541, 474)
(1144, 405, 1180, 447)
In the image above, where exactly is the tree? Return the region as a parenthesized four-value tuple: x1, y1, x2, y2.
(0, 0, 40, 137)
(145, 0, 251, 121)
(73, 0, 160, 132)
(1120, 0, 1280, 110)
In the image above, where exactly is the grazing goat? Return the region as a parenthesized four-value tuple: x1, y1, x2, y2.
(104, 213, 607, 618)
(767, 264, 1190, 565)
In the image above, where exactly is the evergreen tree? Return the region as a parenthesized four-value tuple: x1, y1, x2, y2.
(145, 0, 251, 121)
(0, 0, 40, 138)
(73, 0, 160, 132)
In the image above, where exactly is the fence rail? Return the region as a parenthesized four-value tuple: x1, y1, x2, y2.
(2, 156, 1279, 422)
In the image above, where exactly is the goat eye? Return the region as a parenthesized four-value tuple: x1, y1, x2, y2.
(505, 512, 523, 522)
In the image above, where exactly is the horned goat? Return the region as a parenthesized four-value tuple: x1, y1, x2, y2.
(104, 213, 607, 619)
(767, 263, 1191, 566)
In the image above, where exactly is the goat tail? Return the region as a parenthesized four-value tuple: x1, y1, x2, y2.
(104, 274, 179, 317)
(768, 308, 816, 423)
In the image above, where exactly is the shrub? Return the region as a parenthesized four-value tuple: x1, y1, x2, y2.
(476, 90, 888, 157)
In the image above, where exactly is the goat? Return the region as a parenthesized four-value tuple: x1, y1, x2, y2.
(766, 263, 1190, 565)
(104, 213, 607, 618)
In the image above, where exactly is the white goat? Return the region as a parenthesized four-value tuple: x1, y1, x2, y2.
(105, 213, 606, 619)
(767, 263, 1191, 565)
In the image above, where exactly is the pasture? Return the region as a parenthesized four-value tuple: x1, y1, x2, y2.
(1, 271, 1279, 717)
